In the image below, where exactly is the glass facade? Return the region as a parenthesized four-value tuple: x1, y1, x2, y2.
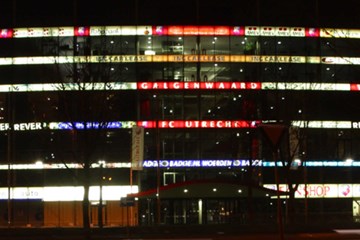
(1, 25, 360, 226)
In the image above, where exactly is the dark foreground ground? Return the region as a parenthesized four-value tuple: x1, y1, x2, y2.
(0, 223, 360, 240)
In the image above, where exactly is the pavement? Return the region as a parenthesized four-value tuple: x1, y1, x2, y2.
(1, 224, 360, 240)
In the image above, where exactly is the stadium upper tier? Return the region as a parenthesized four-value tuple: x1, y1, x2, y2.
(0, 25, 359, 38)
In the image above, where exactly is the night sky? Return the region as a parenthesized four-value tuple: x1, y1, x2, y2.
(0, 0, 359, 28)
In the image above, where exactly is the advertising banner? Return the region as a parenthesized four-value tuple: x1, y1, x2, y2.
(131, 126, 144, 170)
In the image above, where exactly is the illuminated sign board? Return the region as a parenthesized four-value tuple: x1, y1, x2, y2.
(1, 160, 360, 171)
(264, 184, 360, 198)
(89, 26, 152, 36)
(143, 159, 262, 168)
(262, 82, 350, 91)
(0, 121, 136, 131)
(292, 121, 353, 129)
(0, 187, 43, 199)
(0, 185, 138, 201)
(3, 183, 360, 200)
(0, 82, 355, 93)
(13, 27, 74, 38)
(0, 25, 358, 39)
(137, 82, 261, 90)
(138, 120, 259, 129)
(2, 55, 360, 66)
(0, 82, 136, 92)
(74, 26, 90, 36)
(0, 28, 13, 38)
(131, 126, 145, 171)
(0, 120, 360, 132)
(152, 26, 234, 36)
(320, 28, 360, 38)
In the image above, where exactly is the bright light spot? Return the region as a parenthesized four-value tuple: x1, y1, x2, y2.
(98, 160, 106, 165)
(345, 158, 353, 164)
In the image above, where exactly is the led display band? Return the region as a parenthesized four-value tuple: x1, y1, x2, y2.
(137, 82, 353, 91)
(1, 183, 360, 200)
(0, 120, 360, 132)
(1, 55, 358, 65)
(0, 82, 356, 92)
(0, 160, 358, 171)
(1, 26, 360, 38)
(137, 82, 261, 90)
(0, 82, 136, 92)
(0, 185, 138, 201)
(2, 183, 360, 200)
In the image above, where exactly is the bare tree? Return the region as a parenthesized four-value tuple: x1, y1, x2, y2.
(49, 32, 122, 234)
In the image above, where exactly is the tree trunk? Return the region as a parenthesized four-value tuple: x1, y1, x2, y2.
(83, 165, 91, 239)
(287, 187, 296, 225)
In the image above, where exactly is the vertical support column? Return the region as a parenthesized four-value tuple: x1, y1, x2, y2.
(198, 199, 203, 224)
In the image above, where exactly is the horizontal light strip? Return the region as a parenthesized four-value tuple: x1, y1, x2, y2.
(0, 121, 136, 131)
(0, 120, 360, 132)
(0, 160, 358, 171)
(139, 120, 260, 128)
(1, 55, 358, 65)
(2, 183, 360, 200)
(0, 82, 358, 92)
(0, 82, 136, 92)
(0, 185, 138, 201)
(138, 82, 354, 91)
(0, 162, 131, 170)
(138, 120, 360, 129)
(1, 26, 360, 38)
(143, 160, 360, 168)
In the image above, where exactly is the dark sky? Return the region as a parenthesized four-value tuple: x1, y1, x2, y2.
(0, 0, 360, 28)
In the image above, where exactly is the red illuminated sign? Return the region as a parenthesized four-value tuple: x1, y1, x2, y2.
(305, 28, 320, 37)
(137, 120, 260, 129)
(168, 26, 184, 35)
(153, 26, 237, 36)
(74, 27, 90, 36)
(152, 26, 168, 35)
(231, 26, 244, 35)
(183, 26, 200, 35)
(350, 84, 360, 91)
(137, 81, 261, 90)
(0, 29, 13, 38)
(214, 26, 231, 35)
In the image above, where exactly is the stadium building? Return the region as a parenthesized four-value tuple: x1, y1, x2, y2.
(0, 25, 360, 227)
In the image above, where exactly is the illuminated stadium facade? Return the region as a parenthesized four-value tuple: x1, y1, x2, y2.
(1, 25, 360, 227)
